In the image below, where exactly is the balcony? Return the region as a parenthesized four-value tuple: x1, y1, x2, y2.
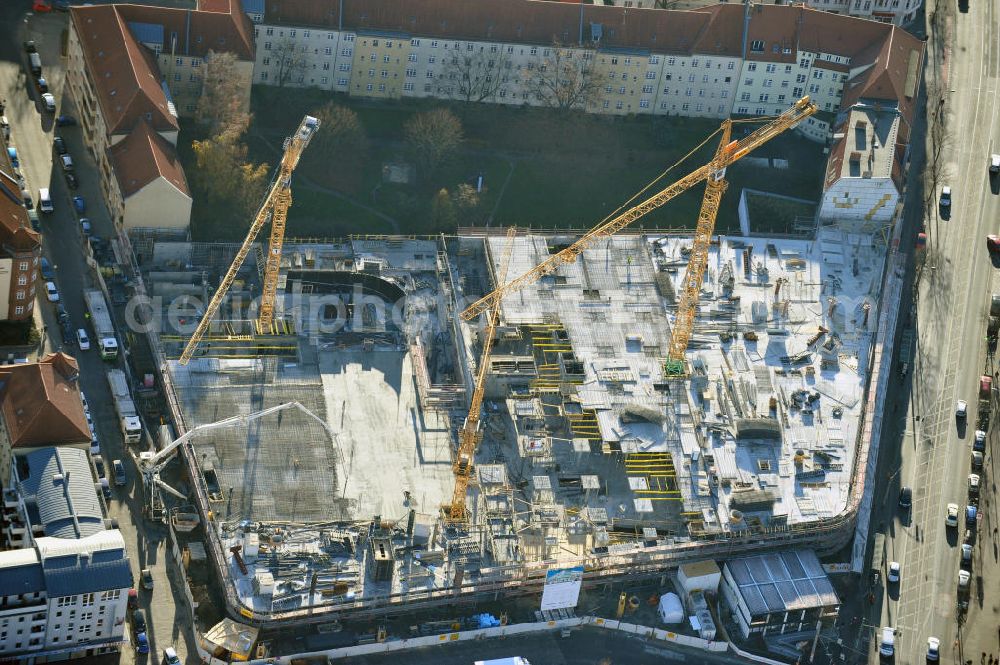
(3, 488, 19, 508)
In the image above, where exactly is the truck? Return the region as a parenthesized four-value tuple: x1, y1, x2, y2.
(978, 374, 992, 431)
(107, 369, 142, 444)
(84, 289, 119, 360)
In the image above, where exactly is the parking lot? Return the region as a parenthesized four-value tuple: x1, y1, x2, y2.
(2, 4, 197, 664)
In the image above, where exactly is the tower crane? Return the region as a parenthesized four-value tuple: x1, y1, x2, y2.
(179, 115, 320, 365)
(459, 99, 818, 372)
(449, 227, 518, 521)
(137, 401, 341, 520)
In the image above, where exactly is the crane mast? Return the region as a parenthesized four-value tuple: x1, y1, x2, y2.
(179, 115, 320, 365)
(449, 227, 518, 521)
(460, 97, 817, 322)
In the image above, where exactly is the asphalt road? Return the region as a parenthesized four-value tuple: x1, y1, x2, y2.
(2, 5, 197, 664)
(863, 0, 1000, 662)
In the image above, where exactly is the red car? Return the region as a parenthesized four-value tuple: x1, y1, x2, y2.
(33, 1, 52, 12)
(127, 588, 138, 610)
(987, 235, 1000, 254)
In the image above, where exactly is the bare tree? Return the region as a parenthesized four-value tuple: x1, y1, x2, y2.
(404, 108, 464, 178)
(196, 50, 248, 133)
(439, 47, 509, 104)
(271, 39, 307, 88)
(526, 43, 601, 112)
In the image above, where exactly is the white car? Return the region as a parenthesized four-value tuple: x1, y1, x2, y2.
(60, 154, 74, 172)
(956, 400, 968, 418)
(887, 561, 900, 583)
(946, 503, 960, 528)
(927, 636, 940, 661)
(41, 92, 55, 112)
(45, 281, 59, 302)
(990, 154, 1000, 174)
(76, 328, 90, 350)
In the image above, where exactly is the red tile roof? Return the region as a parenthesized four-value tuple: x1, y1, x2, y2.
(265, 0, 731, 56)
(0, 353, 90, 448)
(118, 1, 254, 61)
(70, 5, 179, 137)
(0, 169, 41, 254)
(110, 120, 191, 198)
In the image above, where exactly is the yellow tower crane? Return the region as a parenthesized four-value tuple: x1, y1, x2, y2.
(449, 226, 518, 521)
(460, 98, 817, 375)
(179, 115, 320, 365)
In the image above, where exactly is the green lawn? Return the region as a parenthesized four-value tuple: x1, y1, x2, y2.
(185, 86, 825, 239)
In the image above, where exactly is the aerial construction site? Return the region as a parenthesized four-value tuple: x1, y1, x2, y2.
(137, 101, 885, 625)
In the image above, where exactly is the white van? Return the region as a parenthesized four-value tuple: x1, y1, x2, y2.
(38, 188, 53, 213)
(879, 626, 895, 657)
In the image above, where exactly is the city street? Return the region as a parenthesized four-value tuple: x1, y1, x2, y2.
(862, 0, 1000, 662)
(1, 5, 195, 664)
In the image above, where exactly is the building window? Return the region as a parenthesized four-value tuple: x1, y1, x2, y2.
(641, 85, 653, 93)
(740, 92, 751, 101)
(265, 27, 273, 36)
(649, 55, 660, 64)
(667, 57, 676, 65)
(15, 291, 24, 301)
(747, 63, 757, 72)
(639, 99, 650, 108)
(405, 68, 416, 77)
(785, 65, 793, 73)
(264, 42, 271, 50)
(380, 70, 388, 78)
(175, 58, 183, 66)
(750, 40, 764, 52)
(262, 57, 270, 66)
(192, 58, 201, 67)
(758, 93, 769, 102)
(645, 71, 655, 80)
(763, 79, 773, 87)
(765, 64, 776, 73)
(403, 82, 414, 91)
(721, 90, 729, 98)
(18, 261, 28, 271)
(366, 83, 373, 91)
(14, 306, 23, 316)
(744, 78, 753, 86)
(340, 48, 352, 56)
(324, 47, 332, 56)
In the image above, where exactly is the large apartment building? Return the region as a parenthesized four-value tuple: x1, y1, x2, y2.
(0, 154, 41, 324)
(0, 530, 132, 662)
(0, 353, 90, 490)
(65, 0, 254, 233)
(251, 0, 922, 225)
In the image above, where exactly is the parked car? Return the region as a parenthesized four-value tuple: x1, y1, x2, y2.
(23, 40, 37, 54)
(956, 400, 968, 419)
(135, 632, 149, 655)
(41, 93, 55, 113)
(21, 190, 33, 210)
(898, 486, 912, 509)
(55, 114, 76, 126)
(93, 456, 105, 480)
(99, 477, 111, 500)
(113, 459, 126, 486)
(32, 1, 53, 13)
(887, 561, 900, 583)
(76, 328, 90, 350)
(53, 136, 66, 155)
(72, 195, 85, 213)
(44, 281, 59, 302)
(972, 450, 984, 470)
(1, 115, 9, 140)
(940, 185, 952, 210)
(80, 218, 91, 235)
(966, 504, 978, 527)
(132, 609, 147, 634)
(141, 568, 154, 590)
(927, 636, 940, 662)
(127, 588, 139, 610)
(7, 147, 19, 168)
(65, 172, 78, 189)
(35, 77, 48, 93)
(946, 503, 959, 528)
(991, 154, 1000, 175)
(28, 209, 39, 231)
(163, 647, 181, 665)
(969, 473, 981, 497)
(961, 543, 973, 568)
(974, 429, 986, 452)
(55, 302, 68, 323)
(60, 319, 73, 343)
(60, 154, 74, 171)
